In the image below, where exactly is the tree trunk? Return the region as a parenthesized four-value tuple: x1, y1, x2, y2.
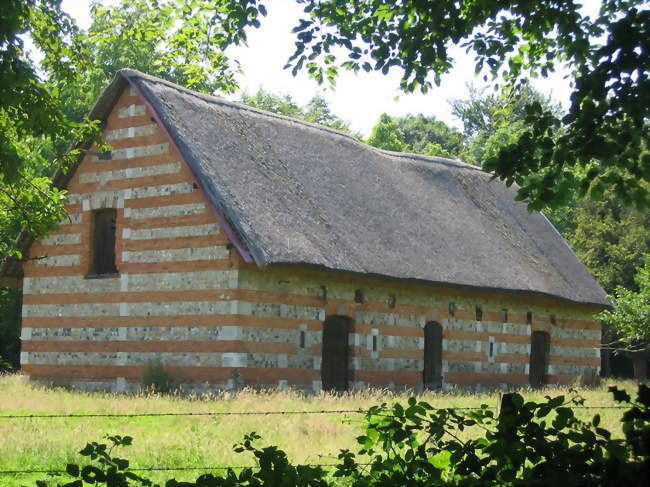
(631, 349, 647, 382)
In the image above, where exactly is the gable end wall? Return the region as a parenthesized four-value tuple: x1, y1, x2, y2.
(20, 86, 241, 391)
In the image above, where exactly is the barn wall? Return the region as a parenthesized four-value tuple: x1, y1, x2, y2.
(20, 86, 241, 391)
(18, 85, 602, 393)
(234, 266, 601, 391)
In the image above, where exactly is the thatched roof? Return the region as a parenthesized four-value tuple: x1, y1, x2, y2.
(4, 70, 610, 307)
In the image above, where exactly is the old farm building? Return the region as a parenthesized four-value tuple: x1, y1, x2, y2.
(2, 70, 608, 392)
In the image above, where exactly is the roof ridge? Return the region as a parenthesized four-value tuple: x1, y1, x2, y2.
(117, 68, 480, 172)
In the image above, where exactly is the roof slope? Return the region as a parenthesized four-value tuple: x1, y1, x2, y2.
(124, 70, 608, 306)
(12, 69, 608, 306)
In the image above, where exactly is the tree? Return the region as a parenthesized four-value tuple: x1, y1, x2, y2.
(599, 255, 650, 380)
(303, 95, 353, 133)
(366, 114, 408, 152)
(0, 0, 264, 260)
(283, 0, 650, 211)
(240, 89, 304, 119)
(0, 0, 99, 260)
(571, 191, 650, 379)
(240, 89, 357, 134)
(570, 190, 650, 295)
(451, 85, 560, 167)
(367, 113, 464, 157)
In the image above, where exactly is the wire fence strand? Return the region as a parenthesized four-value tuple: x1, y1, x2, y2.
(0, 409, 364, 419)
(0, 403, 627, 420)
(0, 463, 366, 476)
(0, 403, 630, 476)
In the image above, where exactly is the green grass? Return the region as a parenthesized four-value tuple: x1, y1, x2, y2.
(0, 374, 637, 486)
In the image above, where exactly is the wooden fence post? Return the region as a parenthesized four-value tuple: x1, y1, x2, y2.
(499, 392, 517, 442)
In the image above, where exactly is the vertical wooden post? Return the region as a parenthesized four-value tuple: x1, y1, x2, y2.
(499, 392, 517, 442)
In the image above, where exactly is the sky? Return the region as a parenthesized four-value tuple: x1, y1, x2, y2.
(60, 0, 597, 136)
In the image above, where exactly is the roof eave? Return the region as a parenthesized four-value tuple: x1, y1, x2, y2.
(261, 261, 611, 311)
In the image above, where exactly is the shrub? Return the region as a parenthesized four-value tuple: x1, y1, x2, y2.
(141, 360, 173, 394)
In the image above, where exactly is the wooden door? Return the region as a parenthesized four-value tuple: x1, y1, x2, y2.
(423, 321, 443, 390)
(529, 331, 550, 387)
(321, 316, 351, 391)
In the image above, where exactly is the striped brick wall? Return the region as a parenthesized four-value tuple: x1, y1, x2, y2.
(235, 267, 601, 391)
(18, 86, 602, 393)
(20, 86, 241, 391)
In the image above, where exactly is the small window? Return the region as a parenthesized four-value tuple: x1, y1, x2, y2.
(488, 336, 496, 363)
(550, 314, 556, 326)
(448, 302, 456, 317)
(502, 309, 508, 323)
(92, 208, 117, 275)
(372, 335, 378, 352)
(319, 285, 328, 301)
(299, 330, 306, 349)
(387, 294, 396, 308)
(475, 306, 483, 322)
(526, 311, 533, 325)
(354, 289, 364, 303)
(98, 150, 112, 160)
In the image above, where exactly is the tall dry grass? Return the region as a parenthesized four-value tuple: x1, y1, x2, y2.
(0, 373, 638, 486)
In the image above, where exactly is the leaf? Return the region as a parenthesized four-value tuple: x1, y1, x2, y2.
(65, 464, 80, 477)
(609, 387, 631, 404)
(636, 384, 650, 406)
(430, 450, 451, 469)
(79, 444, 94, 456)
(81, 465, 106, 483)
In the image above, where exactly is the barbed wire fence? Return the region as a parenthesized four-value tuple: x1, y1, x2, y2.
(0, 403, 629, 477)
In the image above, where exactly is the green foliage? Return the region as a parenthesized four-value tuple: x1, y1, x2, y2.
(303, 96, 353, 134)
(336, 388, 649, 486)
(0, 0, 104, 259)
(451, 85, 560, 168)
(366, 114, 407, 152)
(240, 89, 357, 136)
(240, 89, 303, 119)
(599, 256, 650, 349)
(285, 0, 650, 210)
(34, 385, 650, 486)
(141, 360, 173, 394)
(0, 288, 21, 372)
(569, 190, 650, 295)
(367, 113, 463, 157)
(0, 0, 267, 260)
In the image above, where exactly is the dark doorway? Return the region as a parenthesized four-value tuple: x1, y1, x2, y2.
(321, 315, 352, 391)
(529, 331, 550, 387)
(423, 321, 443, 390)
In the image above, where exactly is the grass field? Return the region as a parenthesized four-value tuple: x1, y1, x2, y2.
(0, 374, 638, 486)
